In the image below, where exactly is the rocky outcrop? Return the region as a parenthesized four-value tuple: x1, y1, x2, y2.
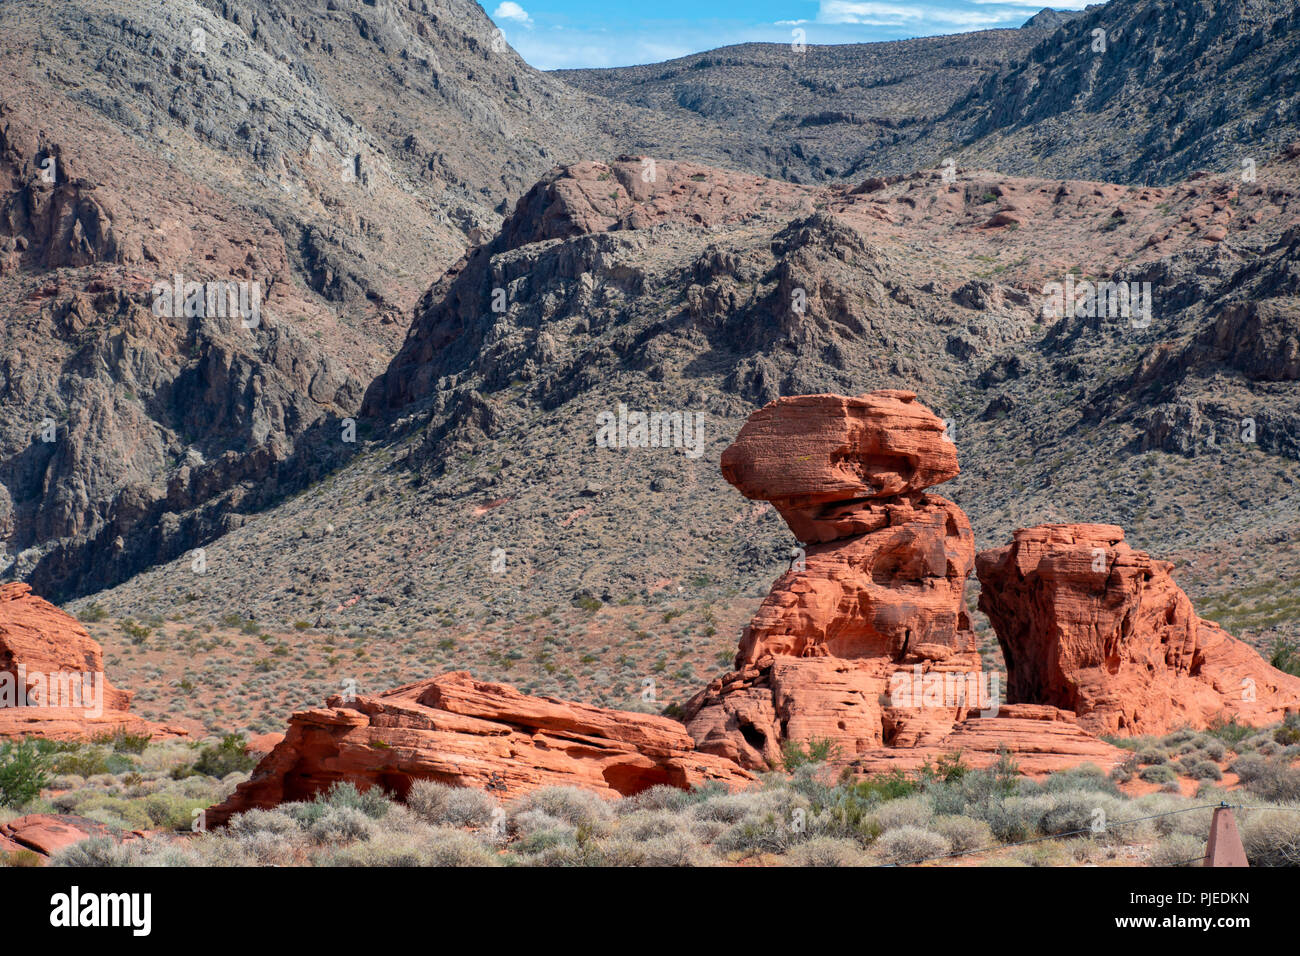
(206, 671, 753, 825)
(0, 582, 182, 740)
(684, 391, 1127, 774)
(976, 524, 1300, 736)
(0, 814, 148, 861)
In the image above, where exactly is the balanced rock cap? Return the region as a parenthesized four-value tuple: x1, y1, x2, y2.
(720, 391, 958, 537)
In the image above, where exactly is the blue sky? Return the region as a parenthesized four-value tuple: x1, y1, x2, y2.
(487, 0, 1090, 69)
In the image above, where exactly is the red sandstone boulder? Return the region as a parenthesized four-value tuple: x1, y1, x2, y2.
(206, 672, 754, 825)
(0, 814, 147, 861)
(720, 391, 959, 543)
(686, 392, 1126, 775)
(0, 582, 183, 740)
(976, 524, 1300, 736)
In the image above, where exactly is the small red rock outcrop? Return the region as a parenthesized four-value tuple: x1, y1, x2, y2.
(206, 671, 754, 825)
(684, 391, 1127, 775)
(0, 582, 183, 740)
(977, 524, 1300, 736)
(0, 814, 149, 861)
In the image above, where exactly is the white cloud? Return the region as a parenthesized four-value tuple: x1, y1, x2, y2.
(492, 2, 532, 26)
(818, 2, 927, 26)
(817, 1, 1027, 28)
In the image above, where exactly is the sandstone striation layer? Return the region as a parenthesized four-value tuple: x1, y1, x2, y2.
(0, 582, 182, 740)
(685, 391, 1127, 774)
(206, 671, 753, 825)
(977, 524, 1300, 736)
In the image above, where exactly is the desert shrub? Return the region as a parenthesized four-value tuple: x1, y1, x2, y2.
(1, 849, 43, 867)
(1229, 753, 1265, 782)
(692, 789, 785, 824)
(1185, 760, 1222, 781)
(927, 753, 1023, 816)
(981, 795, 1055, 843)
(1041, 764, 1121, 796)
(49, 746, 127, 778)
(616, 809, 687, 842)
(512, 810, 577, 854)
(140, 793, 208, 829)
(1039, 793, 1128, 843)
(174, 734, 256, 779)
(509, 786, 612, 829)
(1150, 833, 1206, 867)
(1201, 739, 1227, 761)
(851, 769, 922, 803)
(51, 836, 133, 867)
(875, 826, 949, 865)
(597, 829, 709, 867)
(227, 808, 300, 839)
(421, 827, 500, 866)
(1205, 717, 1254, 747)
(1139, 764, 1177, 784)
(1240, 809, 1300, 866)
(407, 780, 497, 827)
(931, 814, 994, 853)
(1136, 748, 1167, 765)
(0, 739, 49, 808)
(1016, 840, 1072, 866)
(315, 830, 423, 866)
(307, 806, 375, 844)
(315, 781, 392, 820)
(871, 795, 933, 833)
(619, 784, 696, 814)
(715, 812, 799, 856)
(781, 737, 842, 771)
(94, 729, 152, 755)
(1269, 638, 1300, 677)
(1239, 760, 1300, 803)
(786, 836, 867, 867)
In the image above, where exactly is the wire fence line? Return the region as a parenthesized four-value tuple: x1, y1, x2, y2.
(882, 801, 1265, 868)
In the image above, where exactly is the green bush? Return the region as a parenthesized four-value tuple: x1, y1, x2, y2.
(1139, 764, 1177, 784)
(875, 826, 949, 865)
(0, 739, 49, 808)
(1268, 638, 1300, 677)
(316, 781, 391, 820)
(174, 734, 256, 779)
(1240, 809, 1300, 866)
(781, 737, 842, 771)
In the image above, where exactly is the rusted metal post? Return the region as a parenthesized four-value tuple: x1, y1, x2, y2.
(1204, 805, 1249, 867)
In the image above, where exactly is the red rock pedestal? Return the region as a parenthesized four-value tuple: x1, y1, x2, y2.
(685, 392, 1126, 775)
(206, 672, 754, 825)
(976, 524, 1300, 736)
(0, 583, 183, 741)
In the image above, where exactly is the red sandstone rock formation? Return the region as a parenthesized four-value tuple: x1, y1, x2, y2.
(720, 391, 959, 544)
(0, 582, 183, 740)
(206, 671, 753, 825)
(684, 391, 1127, 775)
(0, 814, 148, 860)
(977, 524, 1300, 736)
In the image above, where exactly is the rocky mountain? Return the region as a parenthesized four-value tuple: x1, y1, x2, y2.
(560, 0, 1300, 186)
(0, 0, 763, 600)
(1, 0, 1298, 728)
(71, 143, 1300, 722)
(555, 29, 1048, 184)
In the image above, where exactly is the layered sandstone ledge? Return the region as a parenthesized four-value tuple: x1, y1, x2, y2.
(205, 671, 754, 825)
